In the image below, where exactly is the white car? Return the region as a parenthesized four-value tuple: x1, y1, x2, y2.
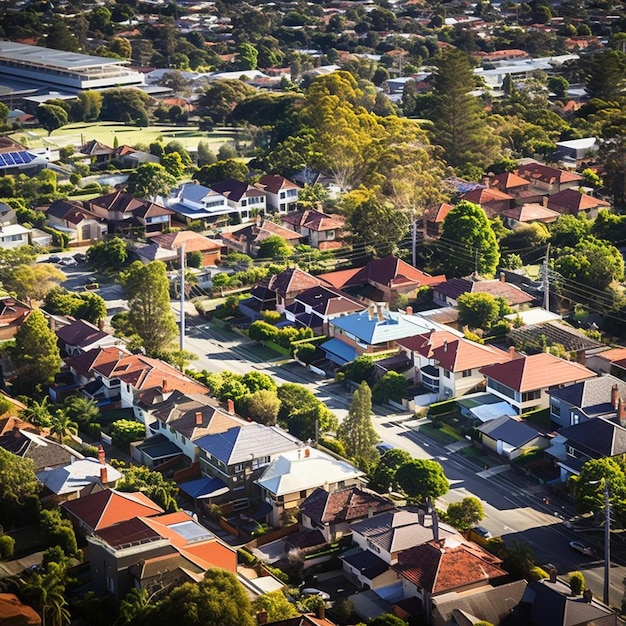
(569, 540, 594, 556)
(58, 257, 78, 266)
(301, 588, 330, 601)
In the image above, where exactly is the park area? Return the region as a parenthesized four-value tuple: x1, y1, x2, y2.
(10, 122, 245, 153)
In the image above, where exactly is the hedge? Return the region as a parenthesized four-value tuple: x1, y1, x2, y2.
(427, 399, 457, 417)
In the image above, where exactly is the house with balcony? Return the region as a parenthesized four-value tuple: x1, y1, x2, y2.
(255, 174, 300, 214)
(167, 183, 232, 223)
(210, 178, 267, 222)
(320, 305, 437, 366)
(479, 352, 596, 414)
(44, 200, 106, 244)
(194, 423, 302, 503)
(256, 446, 364, 527)
(300, 486, 395, 542)
(397, 331, 510, 400)
(281, 209, 345, 250)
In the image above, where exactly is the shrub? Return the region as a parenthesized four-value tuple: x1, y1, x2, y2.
(261, 310, 282, 325)
(372, 371, 409, 403)
(529, 565, 549, 582)
(319, 437, 346, 457)
(295, 343, 317, 364)
(110, 419, 145, 452)
(237, 547, 257, 566)
(344, 355, 375, 384)
(0, 534, 15, 559)
(569, 570, 585, 595)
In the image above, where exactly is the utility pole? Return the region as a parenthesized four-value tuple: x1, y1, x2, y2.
(603, 478, 610, 606)
(412, 217, 417, 267)
(179, 244, 185, 352)
(543, 243, 550, 311)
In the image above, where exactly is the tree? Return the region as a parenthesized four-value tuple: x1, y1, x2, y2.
(197, 141, 216, 167)
(63, 396, 99, 426)
(122, 261, 178, 354)
(12, 309, 62, 395)
(337, 382, 378, 468)
(581, 50, 626, 102)
(196, 159, 249, 186)
(257, 236, 292, 260)
(446, 496, 484, 531)
(87, 237, 129, 271)
(252, 591, 298, 622)
(241, 371, 277, 394)
(396, 459, 449, 507)
(100, 88, 150, 123)
(126, 163, 177, 200)
(428, 49, 497, 169)
(117, 465, 179, 512)
(457, 292, 508, 331)
(198, 79, 257, 125)
(25, 397, 53, 428)
(370, 615, 407, 626)
(569, 571, 585, 595)
(438, 201, 500, 277)
(238, 390, 281, 425)
(49, 411, 78, 443)
(43, 287, 106, 324)
(277, 383, 337, 440)
(574, 457, 626, 525)
(236, 43, 258, 70)
(503, 541, 536, 581)
(4, 263, 65, 301)
(0, 448, 40, 526)
(37, 104, 68, 135)
(372, 372, 409, 403)
(344, 355, 375, 384)
(149, 569, 255, 626)
(369, 448, 412, 493)
(349, 196, 410, 257)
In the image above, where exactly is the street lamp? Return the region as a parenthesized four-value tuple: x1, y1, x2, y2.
(589, 478, 611, 605)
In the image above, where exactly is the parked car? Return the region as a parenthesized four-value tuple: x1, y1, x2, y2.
(569, 541, 594, 556)
(59, 257, 78, 266)
(301, 588, 330, 601)
(376, 443, 394, 455)
(47, 255, 60, 263)
(73, 253, 87, 263)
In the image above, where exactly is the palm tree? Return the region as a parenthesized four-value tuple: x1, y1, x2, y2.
(62, 395, 99, 426)
(48, 411, 78, 443)
(503, 540, 536, 580)
(25, 397, 53, 428)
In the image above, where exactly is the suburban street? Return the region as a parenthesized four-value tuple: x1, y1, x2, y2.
(56, 263, 626, 610)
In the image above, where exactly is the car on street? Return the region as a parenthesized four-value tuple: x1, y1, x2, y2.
(569, 540, 594, 556)
(47, 255, 60, 263)
(73, 253, 87, 263)
(301, 588, 330, 601)
(58, 257, 78, 266)
(376, 443, 394, 455)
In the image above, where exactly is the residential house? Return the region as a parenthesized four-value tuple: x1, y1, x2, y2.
(432, 275, 535, 310)
(318, 256, 445, 308)
(284, 285, 365, 334)
(136, 390, 247, 464)
(167, 183, 232, 223)
(321, 305, 437, 366)
(480, 352, 596, 414)
(0, 296, 31, 340)
(44, 200, 106, 244)
(258, 266, 323, 314)
(256, 446, 364, 526)
(424, 203, 454, 239)
(487, 172, 533, 200)
(546, 189, 610, 218)
(255, 174, 300, 214)
(87, 510, 236, 599)
(555, 137, 598, 163)
(343, 510, 460, 590)
(500, 203, 561, 228)
(281, 209, 345, 250)
(394, 536, 506, 623)
(37, 455, 122, 501)
(85, 191, 174, 235)
(0, 224, 30, 249)
(397, 331, 510, 400)
(549, 375, 626, 429)
(222, 219, 302, 256)
(477, 416, 549, 459)
(515, 161, 583, 194)
(113, 145, 160, 169)
(0, 429, 81, 472)
(80, 140, 114, 166)
(264, 613, 338, 626)
(0, 202, 17, 227)
(300, 486, 395, 542)
(194, 423, 302, 502)
(586, 348, 626, 379)
(459, 187, 515, 218)
(62, 488, 164, 535)
(142, 230, 221, 266)
(55, 318, 120, 356)
(210, 178, 267, 222)
(0, 137, 47, 176)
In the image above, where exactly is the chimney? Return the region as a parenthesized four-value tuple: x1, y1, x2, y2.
(499, 271, 505, 283)
(548, 566, 557, 583)
(195, 411, 202, 426)
(256, 610, 268, 626)
(432, 510, 439, 541)
(483, 177, 490, 189)
(582, 589, 593, 603)
(317, 604, 326, 620)
(368, 506, 376, 518)
(227, 398, 235, 415)
(577, 351, 586, 366)
(162, 378, 168, 392)
(542, 195, 548, 207)
(98, 444, 106, 465)
(100, 465, 108, 484)
(417, 509, 425, 525)
(509, 345, 516, 359)
(304, 447, 310, 457)
(406, 306, 413, 316)
(619, 398, 626, 426)
(612, 384, 620, 409)
(377, 304, 384, 323)
(368, 304, 375, 320)
(98, 318, 105, 331)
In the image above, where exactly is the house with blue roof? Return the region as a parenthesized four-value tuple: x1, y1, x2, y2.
(167, 182, 232, 223)
(320, 303, 436, 366)
(194, 423, 301, 502)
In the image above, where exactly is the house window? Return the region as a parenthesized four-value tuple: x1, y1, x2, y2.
(241, 200, 247, 207)
(462, 369, 472, 377)
(522, 390, 541, 402)
(300, 490, 307, 498)
(181, 436, 186, 444)
(443, 369, 451, 379)
(570, 412, 579, 425)
(550, 399, 561, 417)
(566, 445, 576, 457)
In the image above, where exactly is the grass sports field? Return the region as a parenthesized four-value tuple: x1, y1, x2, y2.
(10, 122, 243, 152)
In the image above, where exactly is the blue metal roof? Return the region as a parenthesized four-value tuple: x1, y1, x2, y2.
(178, 476, 229, 499)
(0, 151, 37, 168)
(321, 337, 357, 365)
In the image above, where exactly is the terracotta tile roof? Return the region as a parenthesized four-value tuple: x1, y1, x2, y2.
(489, 172, 530, 191)
(431, 337, 510, 372)
(434, 277, 534, 306)
(46, 199, 101, 225)
(397, 330, 458, 356)
(516, 162, 583, 186)
(500, 203, 561, 223)
(480, 352, 596, 392)
(80, 140, 113, 156)
(460, 187, 514, 204)
(546, 189, 610, 213)
(316, 267, 362, 289)
(93, 516, 161, 548)
(87, 190, 145, 214)
(427, 203, 454, 224)
(282, 209, 345, 232)
(56, 319, 109, 347)
(295, 285, 365, 316)
(62, 489, 164, 531)
(597, 348, 626, 364)
(300, 486, 395, 525)
(223, 220, 301, 247)
(0, 593, 41, 625)
(65, 346, 131, 379)
(394, 537, 506, 594)
(0, 296, 31, 326)
(0, 416, 36, 436)
(149, 230, 220, 253)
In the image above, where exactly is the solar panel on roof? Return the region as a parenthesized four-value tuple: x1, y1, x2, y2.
(0, 151, 35, 168)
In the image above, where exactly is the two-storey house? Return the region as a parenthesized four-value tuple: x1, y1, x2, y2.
(45, 200, 106, 244)
(281, 209, 345, 250)
(210, 178, 267, 222)
(255, 174, 300, 214)
(168, 183, 231, 223)
(515, 161, 583, 194)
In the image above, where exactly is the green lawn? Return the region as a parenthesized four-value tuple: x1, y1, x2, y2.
(419, 422, 462, 444)
(10, 122, 244, 152)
